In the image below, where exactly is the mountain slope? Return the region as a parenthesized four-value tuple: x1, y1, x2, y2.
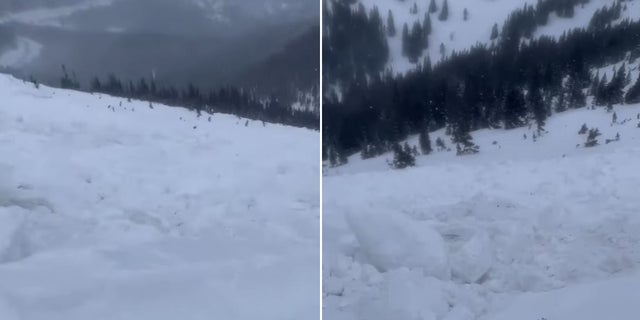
(350, 0, 640, 74)
(324, 99, 640, 320)
(238, 25, 320, 102)
(0, 73, 319, 320)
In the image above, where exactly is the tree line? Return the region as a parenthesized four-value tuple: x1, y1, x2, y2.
(29, 66, 320, 130)
(323, 0, 640, 164)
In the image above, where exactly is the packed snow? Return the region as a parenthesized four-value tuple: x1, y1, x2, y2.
(354, 0, 640, 74)
(324, 99, 640, 319)
(0, 74, 319, 320)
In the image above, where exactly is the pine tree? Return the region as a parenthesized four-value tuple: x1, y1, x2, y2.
(490, 23, 499, 40)
(435, 137, 446, 151)
(608, 64, 627, 104)
(585, 128, 601, 147)
(625, 73, 640, 104)
(463, 8, 469, 21)
(578, 123, 588, 134)
(528, 74, 546, 132)
(595, 73, 609, 106)
(410, 3, 418, 15)
(338, 149, 349, 165)
(408, 22, 425, 63)
(423, 12, 432, 35)
(387, 10, 396, 36)
(391, 142, 416, 168)
(402, 23, 410, 57)
(90, 77, 102, 92)
(504, 87, 527, 129)
(418, 130, 432, 155)
(438, 0, 449, 21)
(566, 75, 586, 109)
(328, 148, 337, 167)
(429, 0, 438, 14)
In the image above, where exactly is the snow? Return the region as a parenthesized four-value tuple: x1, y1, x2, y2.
(324, 101, 640, 319)
(489, 272, 640, 320)
(535, 0, 640, 39)
(0, 74, 319, 320)
(354, 0, 640, 75)
(345, 209, 450, 279)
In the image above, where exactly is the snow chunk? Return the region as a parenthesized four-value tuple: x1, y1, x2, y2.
(450, 230, 493, 284)
(357, 268, 449, 320)
(346, 210, 450, 279)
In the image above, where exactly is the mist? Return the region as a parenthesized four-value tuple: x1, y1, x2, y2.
(0, 0, 319, 100)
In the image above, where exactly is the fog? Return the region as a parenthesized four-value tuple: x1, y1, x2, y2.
(0, 0, 318, 96)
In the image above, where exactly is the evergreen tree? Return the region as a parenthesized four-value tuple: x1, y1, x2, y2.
(402, 23, 410, 57)
(463, 8, 469, 21)
(418, 130, 432, 155)
(578, 123, 588, 134)
(90, 77, 102, 92)
(438, 0, 449, 21)
(566, 75, 586, 109)
(328, 148, 337, 167)
(490, 23, 499, 40)
(60, 65, 79, 89)
(391, 142, 416, 169)
(423, 12, 432, 35)
(429, 0, 438, 14)
(625, 73, 640, 104)
(435, 137, 446, 151)
(595, 73, 609, 106)
(607, 64, 627, 104)
(410, 3, 418, 15)
(527, 73, 546, 132)
(387, 10, 396, 36)
(503, 87, 527, 129)
(585, 128, 601, 147)
(338, 149, 349, 165)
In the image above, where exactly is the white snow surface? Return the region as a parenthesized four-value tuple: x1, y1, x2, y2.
(355, 0, 640, 74)
(324, 102, 640, 319)
(0, 74, 319, 320)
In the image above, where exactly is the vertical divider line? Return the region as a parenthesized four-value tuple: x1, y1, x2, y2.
(318, 0, 324, 319)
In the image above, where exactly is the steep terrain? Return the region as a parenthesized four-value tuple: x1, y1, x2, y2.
(324, 95, 640, 319)
(354, 0, 640, 74)
(0, 74, 319, 320)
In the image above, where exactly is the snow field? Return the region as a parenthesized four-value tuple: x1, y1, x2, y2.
(324, 102, 640, 320)
(355, 0, 640, 74)
(0, 74, 319, 320)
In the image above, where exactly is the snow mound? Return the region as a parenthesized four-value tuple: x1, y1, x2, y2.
(346, 209, 450, 279)
(357, 269, 449, 320)
(448, 229, 493, 284)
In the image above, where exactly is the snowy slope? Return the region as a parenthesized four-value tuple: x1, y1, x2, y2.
(356, 0, 640, 74)
(0, 74, 319, 320)
(323, 100, 640, 319)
